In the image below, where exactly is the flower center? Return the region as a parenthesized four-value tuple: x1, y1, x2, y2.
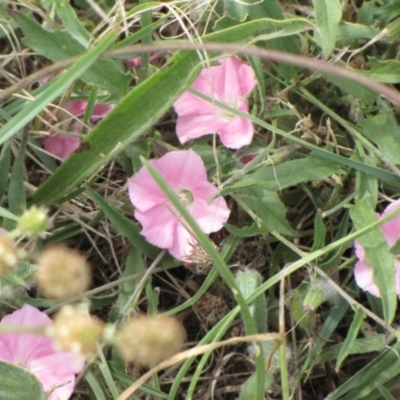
(178, 189, 194, 206)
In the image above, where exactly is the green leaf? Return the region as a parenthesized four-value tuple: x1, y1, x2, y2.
(31, 19, 276, 206)
(224, 222, 263, 238)
(223, 154, 342, 193)
(85, 370, 107, 400)
(365, 57, 400, 83)
(336, 22, 380, 41)
(117, 247, 146, 314)
(322, 73, 377, 105)
(313, 0, 343, 57)
(316, 334, 385, 364)
(312, 210, 326, 252)
(250, 18, 315, 43)
(236, 269, 267, 333)
(300, 296, 349, 377)
(327, 339, 400, 400)
(85, 186, 159, 259)
(0, 360, 45, 400)
(335, 309, 366, 371)
(350, 196, 397, 324)
(0, 206, 18, 222)
(359, 104, 400, 164)
(235, 186, 295, 236)
(54, 0, 91, 46)
(10, 11, 128, 100)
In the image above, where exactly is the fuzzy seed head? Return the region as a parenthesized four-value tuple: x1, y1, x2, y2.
(51, 305, 105, 358)
(116, 315, 186, 366)
(0, 236, 18, 278)
(36, 245, 91, 299)
(17, 206, 49, 237)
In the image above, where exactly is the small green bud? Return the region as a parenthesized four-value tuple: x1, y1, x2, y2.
(17, 207, 49, 237)
(303, 278, 338, 311)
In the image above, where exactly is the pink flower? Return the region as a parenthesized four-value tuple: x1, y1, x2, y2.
(0, 304, 84, 400)
(44, 101, 114, 160)
(128, 150, 230, 260)
(173, 56, 257, 149)
(354, 200, 400, 298)
(125, 53, 161, 69)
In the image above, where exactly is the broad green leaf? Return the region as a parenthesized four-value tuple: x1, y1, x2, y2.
(0, 360, 45, 400)
(301, 296, 349, 377)
(250, 18, 315, 44)
(313, 0, 342, 57)
(327, 339, 400, 400)
(322, 73, 377, 105)
(10, 11, 129, 100)
(235, 186, 295, 236)
(359, 105, 400, 164)
(317, 334, 385, 364)
(311, 210, 326, 252)
(236, 269, 267, 333)
(252, 154, 342, 191)
(0, 31, 117, 146)
(224, 222, 263, 238)
(55, 0, 91, 46)
(335, 309, 366, 371)
(85, 186, 159, 259)
(32, 19, 278, 206)
(336, 22, 380, 41)
(354, 154, 378, 210)
(350, 196, 397, 324)
(364, 57, 400, 83)
(117, 247, 146, 314)
(222, 154, 342, 193)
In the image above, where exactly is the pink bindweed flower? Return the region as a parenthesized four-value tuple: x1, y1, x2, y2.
(354, 199, 400, 298)
(44, 101, 114, 160)
(173, 56, 257, 149)
(125, 53, 161, 69)
(0, 304, 84, 400)
(127, 149, 230, 261)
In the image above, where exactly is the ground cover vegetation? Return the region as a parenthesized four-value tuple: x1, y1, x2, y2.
(1, 0, 400, 399)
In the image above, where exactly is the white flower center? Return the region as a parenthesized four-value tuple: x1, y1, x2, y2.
(178, 189, 194, 206)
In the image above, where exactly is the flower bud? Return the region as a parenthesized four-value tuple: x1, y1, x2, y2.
(50, 305, 106, 358)
(17, 206, 49, 237)
(0, 236, 18, 278)
(36, 245, 91, 299)
(115, 315, 186, 366)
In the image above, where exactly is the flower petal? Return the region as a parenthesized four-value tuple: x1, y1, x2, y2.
(173, 57, 255, 149)
(44, 136, 81, 160)
(154, 150, 208, 189)
(168, 223, 196, 261)
(0, 305, 54, 364)
(380, 199, 400, 248)
(29, 351, 83, 400)
(354, 241, 381, 297)
(128, 160, 166, 212)
(218, 115, 254, 149)
(135, 205, 176, 249)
